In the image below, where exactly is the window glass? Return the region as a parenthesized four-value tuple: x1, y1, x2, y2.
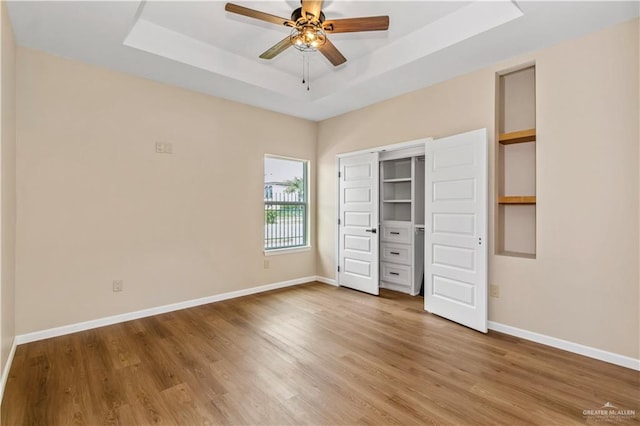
(264, 156, 308, 250)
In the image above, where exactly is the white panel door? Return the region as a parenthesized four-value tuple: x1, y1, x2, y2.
(338, 153, 379, 295)
(425, 129, 488, 332)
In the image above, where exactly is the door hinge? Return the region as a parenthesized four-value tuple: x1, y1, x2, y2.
(338, 171, 341, 178)
(338, 218, 341, 225)
(337, 266, 340, 272)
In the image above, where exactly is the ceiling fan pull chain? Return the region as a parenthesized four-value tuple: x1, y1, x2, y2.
(302, 52, 306, 84)
(301, 52, 310, 91)
(307, 55, 311, 91)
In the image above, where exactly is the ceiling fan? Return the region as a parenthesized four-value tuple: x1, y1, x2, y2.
(224, 1, 390, 66)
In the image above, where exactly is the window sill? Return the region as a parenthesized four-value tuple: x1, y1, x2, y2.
(264, 246, 311, 256)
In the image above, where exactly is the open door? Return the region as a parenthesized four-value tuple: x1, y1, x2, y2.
(338, 153, 379, 295)
(424, 129, 488, 332)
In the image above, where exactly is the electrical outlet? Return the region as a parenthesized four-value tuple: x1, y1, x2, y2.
(155, 142, 165, 153)
(263, 259, 270, 269)
(490, 284, 499, 298)
(113, 280, 123, 292)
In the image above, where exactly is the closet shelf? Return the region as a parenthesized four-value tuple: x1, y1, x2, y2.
(383, 199, 411, 203)
(499, 128, 536, 144)
(498, 196, 536, 204)
(383, 178, 412, 183)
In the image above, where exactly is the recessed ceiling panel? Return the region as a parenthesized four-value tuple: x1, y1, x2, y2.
(138, 1, 472, 80)
(124, 1, 523, 101)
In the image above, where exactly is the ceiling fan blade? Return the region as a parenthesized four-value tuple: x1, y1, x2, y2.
(301, 0, 323, 20)
(318, 38, 346, 66)
(225, 3, 293, 27)
(323, 16, 389, 33)
(259, 37, 293, 60)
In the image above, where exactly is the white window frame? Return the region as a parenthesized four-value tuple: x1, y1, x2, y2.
(263, 154, 310, 254)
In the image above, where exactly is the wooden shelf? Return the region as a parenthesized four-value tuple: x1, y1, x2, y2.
(383, 178, 412, 183)
(498, 196, 536, 204)
(499, 128, 536, 144)
(497, 250, 536, 259)
(383, 199, 411, 203)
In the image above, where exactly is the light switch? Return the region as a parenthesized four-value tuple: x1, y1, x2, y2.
(156, 142, 173, 154)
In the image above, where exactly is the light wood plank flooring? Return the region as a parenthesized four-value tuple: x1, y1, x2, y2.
(2, 282, 639, 425)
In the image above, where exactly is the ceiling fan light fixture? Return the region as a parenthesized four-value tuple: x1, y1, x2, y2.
(289, 25, 326, 52)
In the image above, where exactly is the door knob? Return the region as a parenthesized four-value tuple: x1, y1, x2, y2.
(365, 228, 377, 233)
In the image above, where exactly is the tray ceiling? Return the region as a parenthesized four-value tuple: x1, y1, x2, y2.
(6, 1, 640, 121)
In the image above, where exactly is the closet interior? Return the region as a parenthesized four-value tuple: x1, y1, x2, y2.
(379, 148, 425, 295)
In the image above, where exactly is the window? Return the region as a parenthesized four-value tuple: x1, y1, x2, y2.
(264, 155, 308, 250)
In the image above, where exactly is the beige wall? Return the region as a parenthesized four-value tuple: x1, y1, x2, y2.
(0, 1, 17, 379)
(10, 15, 640, 361)
(15, 48, 317, 334)
(317, 19, 639, 358)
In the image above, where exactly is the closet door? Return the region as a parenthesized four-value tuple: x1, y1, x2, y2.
(425, 129, 488, 332)
(338, 153, 380, 295)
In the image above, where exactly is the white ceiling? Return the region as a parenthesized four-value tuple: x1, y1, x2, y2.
(6, 1, 640, 121)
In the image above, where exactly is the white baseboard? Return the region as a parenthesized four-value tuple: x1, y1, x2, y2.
(14, 278, 636, 375)
(488, 321, 639, 371)
(0, 337, 17, 403)
(16, 276, 317, 345)
(315, 276, 338, 286)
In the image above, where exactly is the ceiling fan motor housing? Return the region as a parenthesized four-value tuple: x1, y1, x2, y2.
(291, 7, 325, 24)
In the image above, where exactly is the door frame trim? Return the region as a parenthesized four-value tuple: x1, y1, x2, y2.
(334, 137, 433, 287)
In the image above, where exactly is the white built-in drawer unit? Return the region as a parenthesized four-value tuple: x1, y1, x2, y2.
(381, 242, 411, 265)
(381, 222, 411, 244)
(380, 221, 413, 293)
(380, 262, 411, 287)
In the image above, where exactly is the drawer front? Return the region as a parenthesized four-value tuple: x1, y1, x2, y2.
(380, 262, 411, 286)
(381, 224, 411, 244)
(381, 243, 411, 265)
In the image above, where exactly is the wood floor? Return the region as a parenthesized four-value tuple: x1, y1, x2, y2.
(2, 282, 638, 425)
